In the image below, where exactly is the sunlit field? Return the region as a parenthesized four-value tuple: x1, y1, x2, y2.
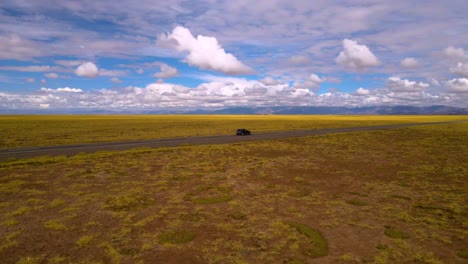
(0, 115, 465, 149)
(0, 120, 467, 263)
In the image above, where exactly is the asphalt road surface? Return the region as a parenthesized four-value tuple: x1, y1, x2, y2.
(0, 120, 465, 161)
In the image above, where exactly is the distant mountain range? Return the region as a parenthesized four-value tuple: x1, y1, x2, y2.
(1, 105, 467, 115)
(189, 105, 468, 115)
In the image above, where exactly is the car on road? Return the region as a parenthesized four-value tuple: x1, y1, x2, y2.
(236, 129, 251, 136)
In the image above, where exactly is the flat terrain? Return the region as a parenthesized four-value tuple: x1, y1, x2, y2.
(1, 115, 465, 149)
(0, 120, 464, 161)
(0, 116, 467, 263)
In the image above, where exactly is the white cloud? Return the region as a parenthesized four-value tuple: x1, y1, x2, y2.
(446, 78, 468, 93)
(45, 73, 59, 79)
(41, 79, 47, 84)
(57, 87, 83, 93)
(259, 76, 283, 86)
(153, 63, 178, 79)
(26, 78, 35, 83)
(111, 77, 122, 84)
(136, 69, 144, 74)
(39, 104, 50, 109)
(1, 77, 466, 111)
(293, 73, 325, 90)
(400, 57, 419, 68)
(40, 87, 83, 93)
(355, 87, 370, 95)
(386, 77, 430, 92)
(158, 26, 254, 75)
(75, 62, 99, 78)
(444, 46, 466, 59)
(336, 39, 379, 70)
(450, 63, 468, 78)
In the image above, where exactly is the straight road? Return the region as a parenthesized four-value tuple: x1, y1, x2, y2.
(0, 120, 465, 161)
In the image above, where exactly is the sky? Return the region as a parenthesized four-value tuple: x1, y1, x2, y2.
(0, 0, 467, 112)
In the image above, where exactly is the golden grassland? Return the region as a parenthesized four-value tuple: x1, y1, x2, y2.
(0, 120, 466, 263)
(0, 115, 466, 149)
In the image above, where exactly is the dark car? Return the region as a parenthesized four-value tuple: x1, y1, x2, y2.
(236, 129, 251, 136)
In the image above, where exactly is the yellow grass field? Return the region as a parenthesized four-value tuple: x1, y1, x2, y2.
(0, 115, 465, 148)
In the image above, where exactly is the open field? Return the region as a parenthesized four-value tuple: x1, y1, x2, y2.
(0, 115, 466, 149)
(0, 119, 467, 263)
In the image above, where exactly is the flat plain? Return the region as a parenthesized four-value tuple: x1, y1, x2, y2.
(0, 115, 467, 263)
(0, 115, 464, 149)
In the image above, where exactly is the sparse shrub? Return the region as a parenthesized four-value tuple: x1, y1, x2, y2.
(9, 206, 31, 216)
(76, 235, 93, 247)
(346, 200, 368, 206)
(49, 198, 66, 208)
(193, 195, 233, 204)
(44, 220, 67, 230)
(0, 230, 21, 252)
(0, 180, 27, 194)
(180, 213, 204, 222)
(104, 189, 154, 211)
(185, 185, 233, 204)
(1, 219, 19, 226)
(390, 195, 411, 201)
(285, 221, 328, 258)
(228, 212, 247, 220)
(457, 250, 468, 259)
(384, 226, 410, 239)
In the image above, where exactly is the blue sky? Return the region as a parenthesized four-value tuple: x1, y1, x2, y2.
(0, 0, 467, 111)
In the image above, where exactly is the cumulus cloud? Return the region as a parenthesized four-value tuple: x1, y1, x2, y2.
(355, 87, 370, 95)
(259, 76, 283, 86)
(386, 77, 430, 92)
(26, 78, 35, 83)
(336, 39, 379, 70)
(153, 63, 178, 79)
(75, 62, 99, 78)
(293, 74, 325, 91)
(444, 46, 466, 59)
(446, 78, 468, 93)
(158, 26, 254, 75)
(450, 63, 468, 78)
(45, 73, 59, 79)
(400, 57, 419, 68)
